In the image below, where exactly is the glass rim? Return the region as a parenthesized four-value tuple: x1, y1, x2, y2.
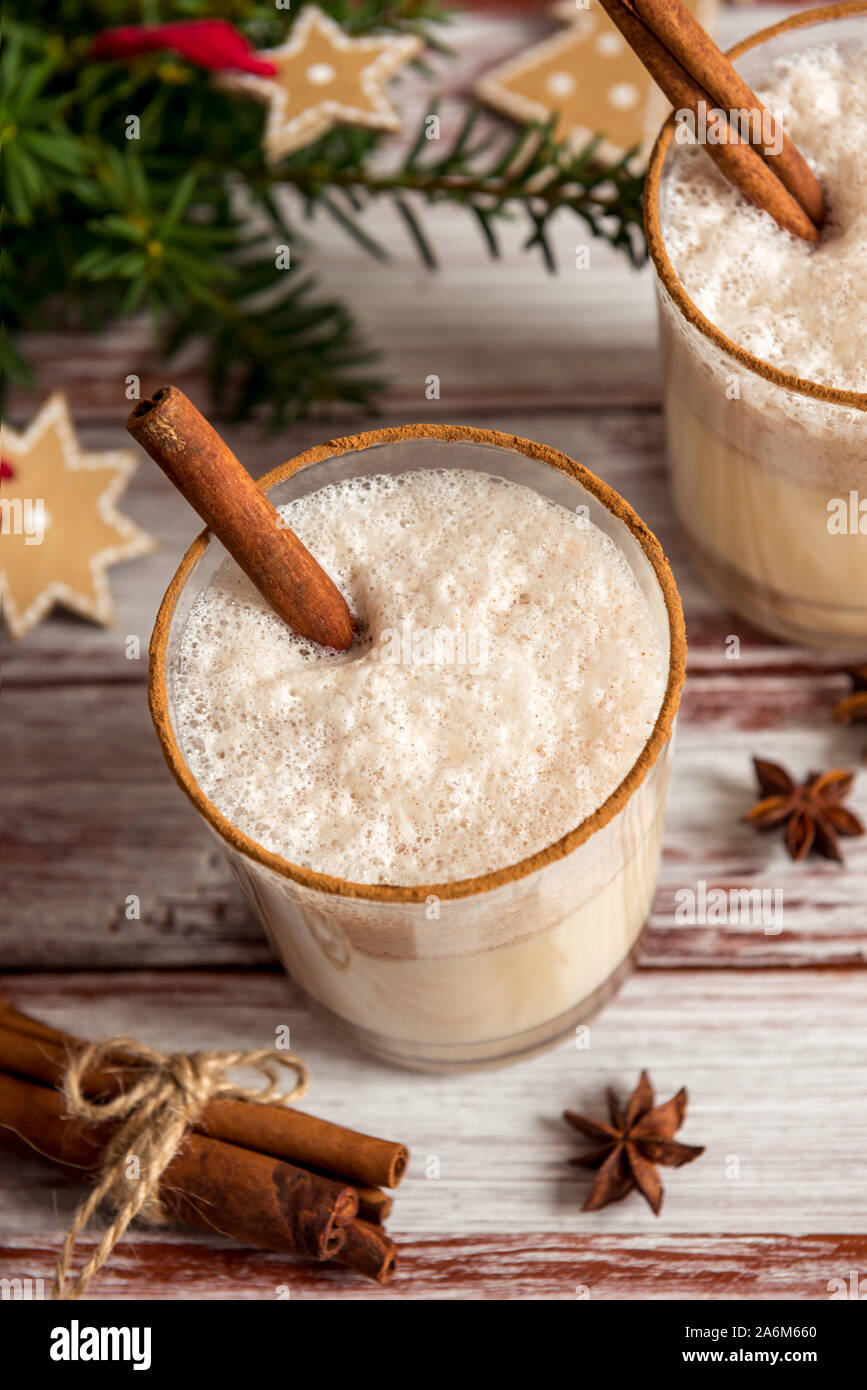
(148, 423, 687, 904)
(644, 0, 867, 413)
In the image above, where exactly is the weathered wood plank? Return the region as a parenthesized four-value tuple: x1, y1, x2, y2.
(0, 681, 268, 968)
(6, 263, 661, 423)
(1, 1232, 863, 1300)
(3, 668, 865, 968)
(1, 969, 866, 1237)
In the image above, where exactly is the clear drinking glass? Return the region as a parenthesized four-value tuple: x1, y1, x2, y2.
(645, 4, 867, 652)
(150, 426, 685, 1070)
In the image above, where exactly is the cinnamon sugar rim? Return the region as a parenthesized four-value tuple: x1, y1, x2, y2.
(149, 423, 686, 904)
(645, 1, 867, 413)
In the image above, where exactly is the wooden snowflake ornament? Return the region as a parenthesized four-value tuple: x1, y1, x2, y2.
(224, 7, 423, 162)
(0, 393, 155, 639)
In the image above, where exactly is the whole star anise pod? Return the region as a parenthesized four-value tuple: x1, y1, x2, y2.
(564, 1071, 704, 1215)
(832, 667, 867, 727)
(745, 758, 865, 863)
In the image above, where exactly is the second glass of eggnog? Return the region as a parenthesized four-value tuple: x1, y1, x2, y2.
(646, 4, 867, 652)
(150, 425, 685, 1070)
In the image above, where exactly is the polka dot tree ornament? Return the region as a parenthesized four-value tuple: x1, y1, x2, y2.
(221, 6, 423, 162)
(476, 0, 718, 163)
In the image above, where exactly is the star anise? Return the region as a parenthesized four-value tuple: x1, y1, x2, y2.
(745, 757, 864, 863)
(832, 667, 867, 727)
(564, 1071, 704, 1215)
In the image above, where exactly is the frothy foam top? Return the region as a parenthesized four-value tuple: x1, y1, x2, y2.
(173, 469, 667, 885)
(661, 41, 867, 392)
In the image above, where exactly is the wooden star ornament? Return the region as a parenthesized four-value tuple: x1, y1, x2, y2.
(476, 1, 718, 162)
(224, 7, 423, 162)
(0, 393, 155, 639)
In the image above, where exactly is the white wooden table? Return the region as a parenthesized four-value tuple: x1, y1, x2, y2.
(2, 5, 865, 1300)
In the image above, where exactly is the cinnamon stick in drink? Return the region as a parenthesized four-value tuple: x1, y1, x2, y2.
(0, 1002, 409, 1189)
(126, 386, 354, 650)
(0, 1070, 357, 1260)
(632, 0, 825, 228)
(597, 0, 820, 242)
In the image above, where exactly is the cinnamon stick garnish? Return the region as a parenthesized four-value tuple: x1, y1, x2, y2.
(632, 0, 825, 228)
(597, 0, 821, 242)
(0, 1070, 357, 1261)
(0, 1001, 408, 1190)
(335, 1219, 398, 1284)
(126, 386, 354, 650)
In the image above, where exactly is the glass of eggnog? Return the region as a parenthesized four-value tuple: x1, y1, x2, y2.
(150, 425, 685, 1070)
(645, 3, 867, 652)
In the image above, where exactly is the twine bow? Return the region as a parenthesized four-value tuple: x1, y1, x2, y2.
(54, 1037, 309, 1300)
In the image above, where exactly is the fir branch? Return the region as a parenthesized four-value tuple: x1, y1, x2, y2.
(277, 111, 647, 269)
(0, 37, 90, 222)
(1, 1, 647, 424)
(165, 241, 384, 427)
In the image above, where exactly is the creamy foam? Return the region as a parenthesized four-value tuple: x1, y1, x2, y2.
(661, 41, 867, 391)
(173, 469, 667, 885)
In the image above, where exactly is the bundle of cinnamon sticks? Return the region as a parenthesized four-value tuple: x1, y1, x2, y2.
(0, 998, 406, 1284)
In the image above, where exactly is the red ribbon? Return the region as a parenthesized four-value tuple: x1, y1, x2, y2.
(91, 19, 277, 76)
